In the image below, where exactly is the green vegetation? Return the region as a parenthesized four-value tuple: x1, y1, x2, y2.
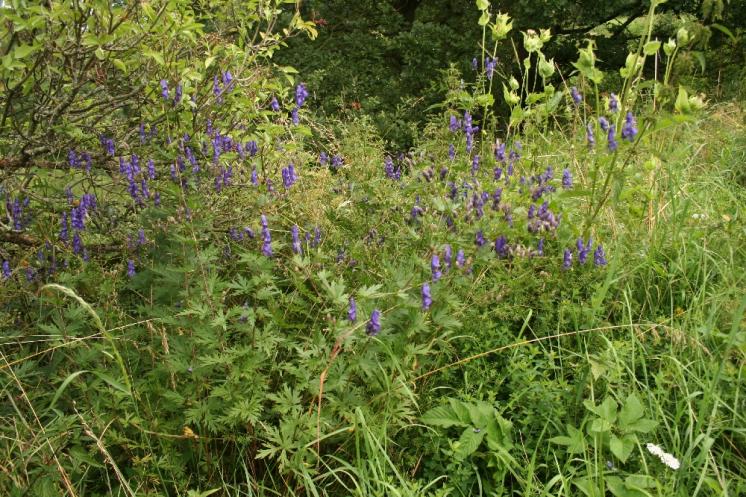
(1, 1, 744, 496)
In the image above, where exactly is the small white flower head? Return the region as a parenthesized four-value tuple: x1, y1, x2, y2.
(646, 443, 664, 457)
(646, 442, 680, 470)
(660, 452, 681, 470)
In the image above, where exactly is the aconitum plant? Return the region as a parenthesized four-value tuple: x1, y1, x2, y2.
(622, 111, 638, 141)
(367, 309, 381, 336)
(421, 283, 432, 311)
(563, 248, 573, 269)
(348, 297, 357, 323)
(431, 254, 442, 282)
(571, 86, 582, 105)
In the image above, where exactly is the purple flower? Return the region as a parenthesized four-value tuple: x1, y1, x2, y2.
(331, 155, 343, 169)
(443, 244, 452, 270)
(609, 93, 619, 113)
(348, 297, 357, 322)
(270, 96, 280, 112)
(72, 232, 83, 255)
(448, 143, 456, 161)
(213, 75, 222, 100)
(367, 309, 382, 336)
(291, 225, 302, 254)
(70, 206, 85, 231)
(485, 57, 496, 80)
(562, 248, 572, 269)
(456, 249, 465, 268)
(431, 254, 442, 282)
(608, 125, 618, 152)
(137, 229, 146, 246)
(494, 235, 508, 258)
(174, 83, 182, 104)
(449, 115, 460, 132)
(291, 107, 299, 125)
(160, 79, 169, 100)
(153, 192, 161, 206)
(244, 227, 255, 239)
(472, 57, 478, 70)
(599, 116, 609, 132)
(475, 230, 486, 247)
(127, 259, 136, 278)
(319, 152, 329, 165)
(562, 168, 572, 188)
(471, 155, 480, 175)
(25, 267, 35, 282)
(2, 261, 10, 280)
(537, 238, 544, 256)
(582, 121, 594, 148)
(594, 244, 607, 266)
(147, 159, 156, 179)
(68, 150, 79, 168)
(621, 111, 638, 141)
(59, 212, 69, 242)
(577, 237, 593, 264)
(571, 86, 582, 105)
(295, 83, 309, 107)
(246, 140, 258, 157)
(421, 283, 432, 311)
(100, 135, 115, 156)
(251, 168, 258, 186)
(495, 141, 506, 163)
(139, 123, 146, 144)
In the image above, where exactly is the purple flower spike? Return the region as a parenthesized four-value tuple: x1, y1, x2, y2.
(127, 260, 136, 278)
(494, 235, 508, 258)
(2, 261, 11, 280)
(319, 152, 329, 165)
(431, 254, 442, 282)
(448, 143, 456, 161)
(443, 244, 452, 270)
(456, 249, 465, 268)
(367, 309, 382, 336)
(607, 125, 618, 152)
(291, 107, 299, 125)
(449, 115, 460, 132)
(59, 212, 69, 242)
(291, 225, 302, 254)
(562, 248, 573, 270)
(295, 83, 309, 108)
(160, 80, 169, 100)
(251, 168, 258, 186)
(270, 96, 280, 112)
(421, 283, 432, 311)
(174, 83, 182, 104)
(475, 230, 486, 247)
(594, 244, 608, 266)
(571, 86, 582, 105)
(586, 122, 595, 148)
(537, 238, 544, 256)
(562, 168, 572, 189)
(609, 93, 619, 113)
(599, 116, 610, 132)
(348, 297, 357, 323)
(621, 111, 638, 142)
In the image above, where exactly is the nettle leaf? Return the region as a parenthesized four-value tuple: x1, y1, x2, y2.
(422, 404, 467, 428)
(453, 427, 485, 460)
(609, 433, 636, 462)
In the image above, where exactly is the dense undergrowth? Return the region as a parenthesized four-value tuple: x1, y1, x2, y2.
(1, 1, 744, 496)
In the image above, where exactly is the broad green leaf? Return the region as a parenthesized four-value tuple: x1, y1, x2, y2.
(422, 404, 465, 428)
(453, 427, 485, 460)
(609, 433, 635, 462)
(619, 393, 644, 427)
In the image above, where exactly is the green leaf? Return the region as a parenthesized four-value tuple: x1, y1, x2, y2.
(626, 418, 657, 433)
(589, 418, 612, 433)
(549, 425, 585, 453)
(619, 393, 644, 427)
(453, 427, 485, 460)
(12, 43, 38, 59)
(584, 397, 618, 423)
(609, 433, 635, 462)
(112, 58, 127, 73)
(422, 404, 465, 428)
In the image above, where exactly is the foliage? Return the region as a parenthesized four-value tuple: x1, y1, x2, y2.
(1, 2, 745, 497)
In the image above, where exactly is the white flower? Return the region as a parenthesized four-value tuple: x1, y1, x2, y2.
(646, 443, 664, 457)
(646, 442, 680, 470)
(660, 452, 681, 470)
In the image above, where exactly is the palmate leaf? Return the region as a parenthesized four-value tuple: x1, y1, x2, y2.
(549, 425, 586, 454)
